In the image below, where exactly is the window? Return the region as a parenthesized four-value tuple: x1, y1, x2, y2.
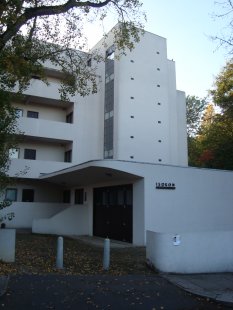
(130, 97, 134, 99)
(24, 149, 36, 160)
(87, 58, 92, 67)
(75, 189, 84, 204)
(27, 111, 39, 119)
(63, 190, 71, 203)
(158, 140, 162, 143)
(106, 45, 115, 59)
(131, 77, 134, 80)
(130, 60, 134, 63)
(130, 116, 134, 119)
(130, 136, 134, 139)
(157, 102, 161, 105)
(157, 68, 160, 71)
(156, 51, 160, 54)
(157, 85, 160, 87)
(66, 112, 73, 124)
(64, 150, 72, 162)
(9, 148, 20, 159)
(130, 156, 134, 159)
(5, 188, 17, 202)
(15, 109, 23, 117)
(22, 189, 34, 202)
(158, 121, 161, 124)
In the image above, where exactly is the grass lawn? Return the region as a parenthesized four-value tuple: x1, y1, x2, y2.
(0, 233, 154, 276)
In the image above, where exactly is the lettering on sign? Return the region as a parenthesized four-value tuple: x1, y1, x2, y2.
(156, 182, 176, 190)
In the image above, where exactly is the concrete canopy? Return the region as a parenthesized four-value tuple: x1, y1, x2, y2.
(39, 160, 142, 187)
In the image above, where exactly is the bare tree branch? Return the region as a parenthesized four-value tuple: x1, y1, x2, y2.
(0, 0, 112, 51)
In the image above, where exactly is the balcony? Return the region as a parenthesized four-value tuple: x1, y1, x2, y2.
(22, 79, 65, 101)
(8, 159, 73, 179)
(18, 117, 75, 142)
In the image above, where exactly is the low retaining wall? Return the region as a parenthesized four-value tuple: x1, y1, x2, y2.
(146, 230, 233, 273)
(32, 205, 89, 236)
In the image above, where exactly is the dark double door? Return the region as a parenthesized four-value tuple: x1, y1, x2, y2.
(93, 185, 133, 243)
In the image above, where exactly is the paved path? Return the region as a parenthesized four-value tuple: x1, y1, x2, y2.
(164, 273, 233, 304)
(0, 274, 230, 310)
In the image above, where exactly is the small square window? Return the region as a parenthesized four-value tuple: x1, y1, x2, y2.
(130, 136, 134, 138)
(158, 121, 161, 124)
(5, 188, 17, 202)
(131, 77, 134, 80)
(130, 60, 134, 63)
(130, 116, 134, 119)
(157, 102, 161, 105)
(130, 156, 134, 159)
(75, 188, 84, 204)
(24, 149, 36, 160)
(157, 85, 160, 87)
(156, 51, 160, 54)
(22, 189, 34, 202)
(9, 148, 20, 159)
(158, 140, 162, 143)
(157, 68, 160, 71)
(130, 97, 134, 99)
(27, 111, 39, 119)
(158, 159, 162, 162)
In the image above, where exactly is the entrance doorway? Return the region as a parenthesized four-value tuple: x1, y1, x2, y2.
(93, 184, 133, 243)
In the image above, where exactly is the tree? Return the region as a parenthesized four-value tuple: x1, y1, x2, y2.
(210, 59, 233, 116)
(186, 95, 207, 137)
(196, 114, 233, 170)
(200, 103, 215, 129)
(0, 91, 19, 218)
(0, 0, 145, 100)
(213, 0, 233, 54)
(186, 95, 207, 166)
(0, 1, 145, 216)
(188, 60, 233, 170)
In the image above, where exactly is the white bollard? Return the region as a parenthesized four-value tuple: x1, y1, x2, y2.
(56, 236, 64, 269)
(103, 238, 110, 270)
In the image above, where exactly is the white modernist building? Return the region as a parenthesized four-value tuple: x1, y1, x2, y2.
(2, 27, 233, 273)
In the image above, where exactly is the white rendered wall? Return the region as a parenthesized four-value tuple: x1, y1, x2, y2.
(92, 28, 187, 165)
(71, 90, 104, 164)
(115, 32, 170, 164)
(1, 203, 66, 228)
(13, 102, 69, 122)
(13, 141, 68, 162)
(146, 230, 233, 273)
(175, 91, 188, 166)
(3, 180, 64, 202)
(32, 205, 89, 235)
(22, 77, 74, 101)
(8, 158, 72, 178)
(73, 161, 233, 240)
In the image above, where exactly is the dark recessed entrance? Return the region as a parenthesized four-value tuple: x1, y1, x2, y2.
(93, 184, 133, 243)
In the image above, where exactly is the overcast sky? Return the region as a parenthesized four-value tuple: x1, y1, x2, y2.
(85, 0, 230, 99)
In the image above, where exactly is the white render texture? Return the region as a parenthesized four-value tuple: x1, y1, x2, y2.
(0, 229, 16, 262)
(146, 230, 233, 273)
(35, 160, 233, 246)
(4, 26, 233, 274)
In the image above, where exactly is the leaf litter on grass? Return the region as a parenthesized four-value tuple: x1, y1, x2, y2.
(0, 233, 153, 275)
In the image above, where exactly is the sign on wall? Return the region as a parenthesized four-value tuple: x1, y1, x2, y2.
(155, 182, 176, 190)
